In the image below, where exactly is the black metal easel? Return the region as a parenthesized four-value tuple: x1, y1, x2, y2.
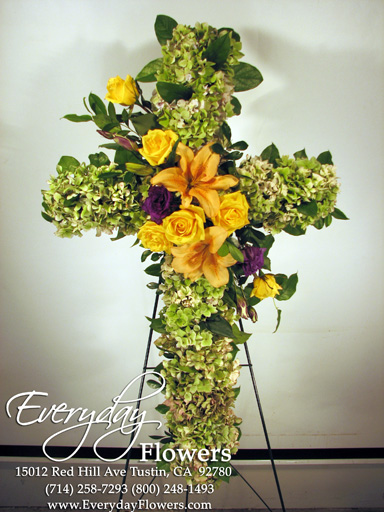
(118, 290, 287, 511)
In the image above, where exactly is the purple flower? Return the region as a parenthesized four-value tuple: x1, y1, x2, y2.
(242, 246, 266, 276)
(142, 186, 176, 224)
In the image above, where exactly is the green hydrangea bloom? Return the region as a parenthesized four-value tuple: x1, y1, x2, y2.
(153, 258, 241, 484)
(237, 154, 340, 234)
(42, 161, 149, 237)
(152, 23, 243, 148)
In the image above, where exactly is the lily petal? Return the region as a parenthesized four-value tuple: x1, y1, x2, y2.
(190, 144, 220, 182)
(209, 174, 239, 190)
(176, 143, 194, 177)
(205, 226, 229, 254)
(190, 187, 220, 218)
(202, 253, 230, 288)
(151, 167, 187, 193)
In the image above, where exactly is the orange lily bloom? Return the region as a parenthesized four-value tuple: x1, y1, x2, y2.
(171, 226, 237, 288)
(150, 143, 239, 219)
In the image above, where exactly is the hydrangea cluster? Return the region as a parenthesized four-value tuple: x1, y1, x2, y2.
(237, 154, 340, 234)
(152, 23, 243, 148)
(155, 257, 241, 484)
(42, 161, 149, 238)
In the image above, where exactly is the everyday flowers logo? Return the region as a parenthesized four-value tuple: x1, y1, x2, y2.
(41, 14, 347, 486)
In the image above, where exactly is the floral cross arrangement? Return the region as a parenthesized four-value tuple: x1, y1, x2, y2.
(42, 15, 347, 485)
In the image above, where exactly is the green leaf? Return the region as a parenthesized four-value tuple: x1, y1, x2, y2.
(155, 15, 178, 45)
(156, 81, 193, 103)
(63, 114, 92, 123)
(93, 113, 112, 130)
(258, 234, 275, 250)
(275, 273, 298, 301)
(57, 156, 80, 171)
(233, 62, 263, 92)
(297, 200, 318, 217)
(273, 308, 282, 333)
(230, 341, 240, 359)
(136, 58, 163, 82)
(88, 93, 107, 116)
(226, 151, 243, 161)
(114, 147, 143, 166)
(229, 141, 248, 151)
(41, 211, 53, 223)
(223, 290, 237, 308)
(155, 404, 170, 414)
(203, 33, 231, 68)
(89, 152, 110, 167)
(147, 379, 162, 389)
(141, 250, 152, 262)
(144, 263, 161, 277)
(121, 109, 129, 125)
(227, 242, 244, 263)
(314, 217, 325, 230)
(99, 143, 121, 150)
(154, 362, 164, 373)
(125, 162, 153, 176)
(218, 27, 241, 42)
(107, 102, 117, 122)
(109, 229, 125, 242)
(221, 122, 232, 142)
(283, 224, 306, 236)
(203, 314, 233, 338)
(248, 296, 261, 307)
(317, 151, 333, 165)
(131, 113, 159, 136)
(156, 459, 171, 472)
(260, 143, 280, 165)
(147, 282, 159, 290)
(237, 226, 272, 248)
(294, 149, 307, 159)
(232, 323, 251, 345)
(231, 96, 242, 115)
(262, 255, 271, 271)
(324, 214, 333, 227)
(211, 143, 226, 155)
(331, 207, 349, 220)
(233, 387, 241, 399)
(164, 138, 181, 167)
(97, 170, 122, 180)
(217, 241, 229, 257)
(146, 316, 166, 334)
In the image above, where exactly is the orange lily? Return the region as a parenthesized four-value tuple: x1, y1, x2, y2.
(150, 143, 239, 219)
(171, 226, 237, 288)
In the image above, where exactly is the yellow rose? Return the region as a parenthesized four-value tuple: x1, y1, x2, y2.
(212, 191, 249, 234)
(139, 129, 179, 166)
(163, 206, 206, 245)
(137, 221, 173, 254)
(250, 274, 282, 300)
(105, 75, 138, 106)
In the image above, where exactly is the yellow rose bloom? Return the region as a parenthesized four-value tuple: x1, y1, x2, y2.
(105, 75, 138, 106)
(137, 221, 173, 254)
(251, 274, 282, 300)
(212, 191, 249, 234)
(139, 129, 179, 166)
(163, 206, 206, 246)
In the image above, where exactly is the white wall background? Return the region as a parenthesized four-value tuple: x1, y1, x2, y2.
(0, 0, 383, 507)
